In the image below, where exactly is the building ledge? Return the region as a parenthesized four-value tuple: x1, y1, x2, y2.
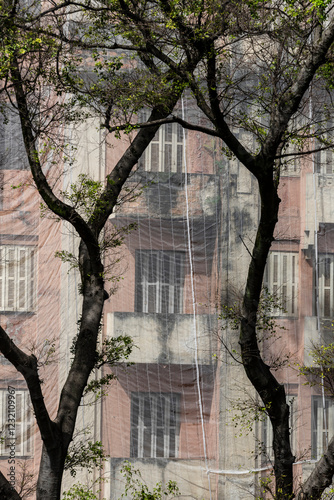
(107, 312, 217, 365)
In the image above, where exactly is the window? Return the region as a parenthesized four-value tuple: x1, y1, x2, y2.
(135, 251, 184, 314)
(0, 389, 33, 457)
(0, 109, 29, 170)
(140, 122, 184, 173)
(130, 393, 180, 458)
(314, 119, 334, 175)
(280, 118, 301, 177)
(311, 397, 334, 459)
(264, 252, 298, 316)
(233, 130, 255, 194)
(0, 246, 35, 312)
(315, 147, 333, 175)
(262, 395, 297, 463)
(318, 255, 334, 317)
(280, 145, 300, 176)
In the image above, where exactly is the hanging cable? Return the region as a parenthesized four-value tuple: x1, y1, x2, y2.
(181, 97, 212, 499)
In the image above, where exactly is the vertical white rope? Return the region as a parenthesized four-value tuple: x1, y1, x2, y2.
(181, 98, 212, 498)
(310, 93, 328, 448)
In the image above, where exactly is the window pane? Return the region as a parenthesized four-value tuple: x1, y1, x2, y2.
(148, 253, 157, 282)
(1, 391, 32, 457)
(142, 120, 185, 172)
(165, 144, 172, 171)
(130, 393, 179, 458)
(7, 281, 14, 308)
(156, 428, 164, 457)
(130, 430, 138, 457)
(16, 394, 22, 422)
(265, 252, 299, 316)
(26, 403, 32, 454)
(177, 124, 183, 142)
(324, 258, 331, 286)
(8, 250, 15, 278)
(161, 254, 170, 284)
(312, 399, 318, 459)
(135, 251, 184, 314)
(19, 250, 26, 278)
(143, 396, 151, 427)
(170, 396, 178, 427)
(326, 151, 332, 174)
(161, 285, 169, 314)
(311, 397, 334, 459)
(156, 396, 164, 428)
(282, 285, 287, 310)
(151, 144, 159, 171)
(19, 282, 26, 308)
(148, 284, 157, 313)
(324, 289, 331, 317)
(273, 255, 278, 283)
(177, 145, 183, 172)
(131, 394, 139, 427)
(169, 428, 175, 458)
(143, 427, 152, 457)
(319, 255, 334, 317)
(0, 246, 34, 312)
(283, 255, 287, 283)
(165, 123, 173, 143)
(174, 286, 181, 313)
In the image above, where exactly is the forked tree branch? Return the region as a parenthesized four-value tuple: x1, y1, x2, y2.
(0, 326, 56, 451)
(10, 56, 99, 262)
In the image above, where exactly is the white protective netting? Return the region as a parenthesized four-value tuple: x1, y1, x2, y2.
(0, 90, 333, 500)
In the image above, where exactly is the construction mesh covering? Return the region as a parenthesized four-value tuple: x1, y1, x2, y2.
(0, 92, 333, 500)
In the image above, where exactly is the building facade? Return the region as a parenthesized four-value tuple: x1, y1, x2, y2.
(1, 100, 334, 499)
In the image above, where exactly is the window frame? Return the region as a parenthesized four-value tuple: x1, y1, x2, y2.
(140, 121, 184, 173)
(315, 147, 333, 174)
(314, 119, 334, 175)
(264, 251, 299, 316)
(130, 392, 180, 459)
(311, 396, 334, 460)
(0, 245, 35, 313)
(0, 109, 29, 171)
(262, 395, 297, 463)
(135, 250, 184, 314)
(318, 254, 334, 318)
(0, 389, 33, 457)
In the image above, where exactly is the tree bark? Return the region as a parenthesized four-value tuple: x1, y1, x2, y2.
(0, 471, 22, 500)
(34, 243, 105, 500)
(36, 445, 65, 500)
(297, 436, 334, 499)
(240, 169, 295, 499)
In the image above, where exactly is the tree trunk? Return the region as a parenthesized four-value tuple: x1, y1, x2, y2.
(297, 435, 334, 499)
(0, 472, 22, 500)
(36, 445, 66, 500)
(240, 170, 295, 498)
(33, 242, 106, 500)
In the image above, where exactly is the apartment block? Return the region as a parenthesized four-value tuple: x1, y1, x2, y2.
(1, 101, 334, 500)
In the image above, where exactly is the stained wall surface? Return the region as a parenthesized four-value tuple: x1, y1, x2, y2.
(0, 100, 334, 500)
